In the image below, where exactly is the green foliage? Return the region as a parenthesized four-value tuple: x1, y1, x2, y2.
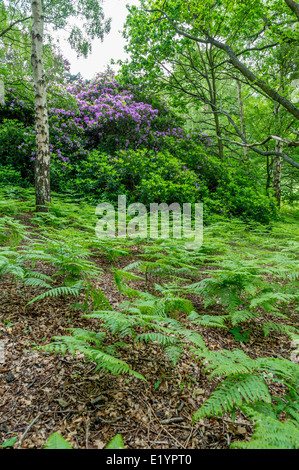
(106, 434, 125, 449)
(44, 432, 125, 449)
(27, 285, 82, 305)
(230, 410, 299, 449)
(192, 348, 299, 449)
(177, 256, 299, 335)
(0, 189, 298, 450)
(228, 327, 250, 343)
(0, 215, 29, 246)
(40, 327, 146, 380)
(194, 373, 271, 419)
(0, 119, 35, 182)
(0, 166, 24, 186)
(54, 148, 202, 205)
(44, 432, 73, 449)
(209, 181, 278, 225)
(1, 436, 18, 448)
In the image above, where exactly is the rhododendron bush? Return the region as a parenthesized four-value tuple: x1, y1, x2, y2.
(0, 71, 210, 199)
(47, 70, 211, 162)
(0, 71, 277, 222)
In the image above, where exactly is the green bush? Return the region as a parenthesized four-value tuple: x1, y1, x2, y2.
(51, 148, 202, 205)
(177, 150, 278, 224)
(211, 175, 278, 224)
(0, 119, 35, 182)
(0, 166, 25, 187)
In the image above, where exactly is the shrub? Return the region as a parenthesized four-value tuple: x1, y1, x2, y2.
(0, 166, 25, 187)
(52, 148, 203, 205)
(0, 119, 35, 182)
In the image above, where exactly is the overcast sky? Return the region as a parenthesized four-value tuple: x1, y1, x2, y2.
(55, 0, 139, 79)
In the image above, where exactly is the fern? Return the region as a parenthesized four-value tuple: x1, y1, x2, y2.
(44, 433, 73, 449)
(193, 373, 271, 420)
(135, 332, 179, 346)
(231, 409, 299, 449)
(0, 216, 29, 247)
(164, 345, 183, 365)
(263, 322, 299, 339)
(192, 347, 299, 448)
(229, 309, 257, 326)
(27, 285, 82, 305)
(188, 311, 228, 329)
(40, 331, 146, 381)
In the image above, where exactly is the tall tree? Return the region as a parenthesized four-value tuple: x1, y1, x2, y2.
(31, 0, 50, 211)
(122, 0, 299, 208)
(124, 0, 299, 169)
(1, 0, 111, 211)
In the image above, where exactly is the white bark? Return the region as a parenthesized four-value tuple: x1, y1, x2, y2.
(31, 0, 50, 211)
(0, 80, 4, 105)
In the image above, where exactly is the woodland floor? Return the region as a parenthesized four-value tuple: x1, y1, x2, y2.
(0, 197, 298, 450)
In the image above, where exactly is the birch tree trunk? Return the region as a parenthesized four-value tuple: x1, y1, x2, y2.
(0, 79, 4, 105)
(31, 0, 50, 212)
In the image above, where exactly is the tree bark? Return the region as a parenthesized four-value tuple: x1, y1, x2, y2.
(236, 81, 248, 160)
(284, 0, 299, 21)
(210, 63, 223, 159)
(31, 0, 50, 212)
(273, 141, 283, 207)
(0, 79, 4, 104)
(201, 44, 224, 159)
(266, 154, 272, 194)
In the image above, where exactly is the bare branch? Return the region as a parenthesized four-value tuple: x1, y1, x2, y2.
(217, 136, 299, 169)
(220, 135, 299, 148)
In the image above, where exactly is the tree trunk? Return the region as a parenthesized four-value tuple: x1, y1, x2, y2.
(209, 49, 223, 159)
(0, 79, 4, 104)
(236, 80, 248, 160)
(266, 154, 272, 194)
(31, 0, 50, 212)
(273, 142, 283, 207)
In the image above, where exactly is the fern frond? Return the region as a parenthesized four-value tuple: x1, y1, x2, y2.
(193, 374, 271, 421)
(231, 410, 299, 449)
(135, 332, 179, 346)
(188, 311, 228, 329)
(199, 348, 257, 379)
(263, 322, 299, 338)
(27, 286, 81, 305)
(230, 309, 257, 325)
(164, 345, 183, 365)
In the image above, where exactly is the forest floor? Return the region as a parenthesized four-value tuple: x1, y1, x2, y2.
(0, 187, 298, 449)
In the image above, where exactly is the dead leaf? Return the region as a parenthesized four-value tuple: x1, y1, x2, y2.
(94, 440, 106, 449)
(56, 398, 69, 408)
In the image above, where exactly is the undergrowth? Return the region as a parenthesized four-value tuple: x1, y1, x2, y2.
(0, 186, 298, 449)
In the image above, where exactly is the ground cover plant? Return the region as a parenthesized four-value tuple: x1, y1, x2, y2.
(0, 187, 298, 449)
(1, 0, 299, 450)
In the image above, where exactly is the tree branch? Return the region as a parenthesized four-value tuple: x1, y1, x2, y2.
(285, 0, 299, 21)
(0, 16, 31, 38)
(145, 8, 299, 121)
(217, 136, 299, 169)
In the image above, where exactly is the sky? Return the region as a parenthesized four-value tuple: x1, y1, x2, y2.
(54, 0, 139, 79)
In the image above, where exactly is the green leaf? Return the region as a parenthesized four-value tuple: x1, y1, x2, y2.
(1, 436, 18, 448)
(106, 434, 125, 449)
(44, 432, 73, 449)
